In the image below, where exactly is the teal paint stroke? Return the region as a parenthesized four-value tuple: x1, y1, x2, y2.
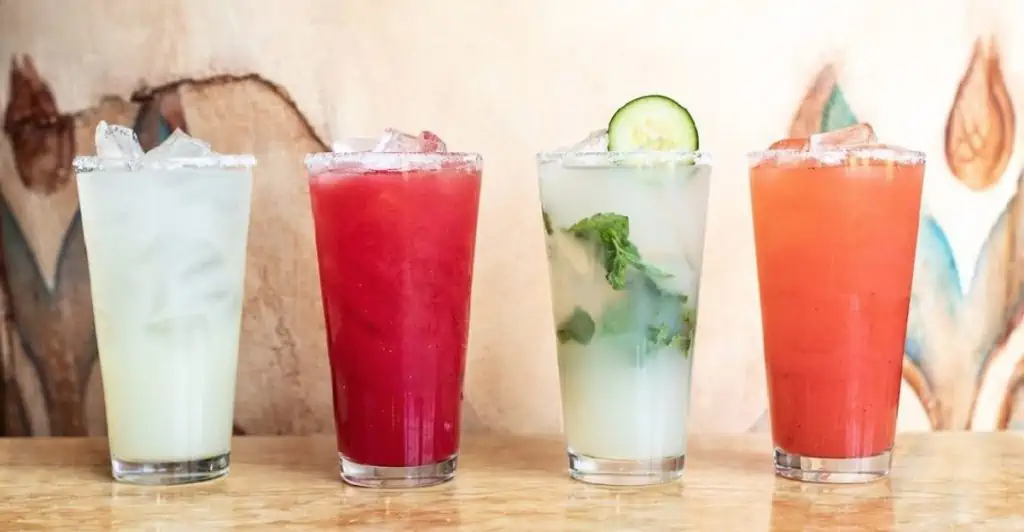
(820, 85, 859, 133)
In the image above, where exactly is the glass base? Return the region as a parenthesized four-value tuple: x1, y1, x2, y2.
(111, 453, 230, 485)
(339, 453, 458, 488)
(568, 450, 685, 486)
(774, 447, 891, 484)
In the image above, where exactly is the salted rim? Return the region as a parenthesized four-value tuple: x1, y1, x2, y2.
(73, 155, 257, 172)
(536, 150, 712, 166)
(304, 151, 482, 170)
(747, 147, 926, 165)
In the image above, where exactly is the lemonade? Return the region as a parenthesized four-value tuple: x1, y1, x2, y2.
(75, 123, 253, 485)
(538, 95, 711, 485)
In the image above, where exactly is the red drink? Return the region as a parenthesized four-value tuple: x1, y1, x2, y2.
(750, 131, 924, 483)
(307, 152, 481, 488)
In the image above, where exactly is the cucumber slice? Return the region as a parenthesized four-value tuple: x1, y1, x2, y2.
(607, 95, 699, 151)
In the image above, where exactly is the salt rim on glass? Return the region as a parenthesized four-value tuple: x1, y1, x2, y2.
(73, 121, 256, 173)
(747, 146, 927, 167)
(536, 128, 712, 168)
(747, 125, 926, 167)
(306, 128, 480, 175)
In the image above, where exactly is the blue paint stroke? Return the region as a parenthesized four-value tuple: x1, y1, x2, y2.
(905, 214, 962, 367)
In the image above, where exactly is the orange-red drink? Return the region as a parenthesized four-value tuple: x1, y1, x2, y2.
(750, 125, 924, 483)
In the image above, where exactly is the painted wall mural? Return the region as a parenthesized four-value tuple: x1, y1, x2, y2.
(1, 0, 1022, 437)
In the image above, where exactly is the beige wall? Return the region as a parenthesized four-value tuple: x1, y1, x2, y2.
(2, 0, 1023, 436)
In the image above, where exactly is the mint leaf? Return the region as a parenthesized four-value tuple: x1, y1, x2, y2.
(644, 291, 696, 357)
(681, 304, 697, 353)
(556, 307, 595, 345)
(646, 324, 678, 347)
(643, 308, 697, 356)
(598, 277, 697, 359)
(568, 213, 666, 289)
(542, 211, 554, 235)
(561, 212, 697, 359)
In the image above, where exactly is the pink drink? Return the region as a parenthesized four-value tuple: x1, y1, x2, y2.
(307, 151, 481, 488)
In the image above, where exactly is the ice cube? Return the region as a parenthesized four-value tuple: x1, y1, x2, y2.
(809, 123, 877, 149)
(564, 129, 609, 152)
(546, 231, 622, 326)
(332, 137, 379, 153)
(418, 131, 447, 153)
(94, 120, 144, 159)
(373, 128, 448, 153)
(768, 137, 810, 150)
(137, 233, 233, 322)
(143, 129, 214, 161)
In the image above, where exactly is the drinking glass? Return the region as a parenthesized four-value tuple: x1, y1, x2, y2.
(306, 151, 482, 488)
(537, 150, 712, 485)
(749, 147, 925, 483)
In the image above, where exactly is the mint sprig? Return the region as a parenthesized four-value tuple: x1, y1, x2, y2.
(553, 212, 697, 358)
(567, 213, 666, 289)
(644, 293, 697, 355)
(556, 307, 595, 345)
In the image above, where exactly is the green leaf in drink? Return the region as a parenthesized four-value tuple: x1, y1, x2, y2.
(542, 211, 554, 235)
(642, 292, 694, 358)
(646, 324, 677, 346)
(567, 213, 668, 289)
(560, 210, 698, 359)
(680, 303, 698, 353)
(557, 307, 596, 345)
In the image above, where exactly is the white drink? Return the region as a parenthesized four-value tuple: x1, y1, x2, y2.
(539, 153, 711, 468)
(559, 340, 690, 459)
(75, 123, 253, 484)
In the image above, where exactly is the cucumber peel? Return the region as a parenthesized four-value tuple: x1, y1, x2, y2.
(607, 95, 699, 152)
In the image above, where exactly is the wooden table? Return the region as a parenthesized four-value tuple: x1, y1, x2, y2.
(1, 433, 1023, 530)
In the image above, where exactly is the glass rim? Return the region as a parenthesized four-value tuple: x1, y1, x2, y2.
(536, 150, 712, 165)
(72, 155, 257, 173)
(304, 151, 482, 173)
(746, 147, 926, 165)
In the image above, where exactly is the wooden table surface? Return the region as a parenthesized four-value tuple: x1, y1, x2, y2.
(1, 433, 1023, 531)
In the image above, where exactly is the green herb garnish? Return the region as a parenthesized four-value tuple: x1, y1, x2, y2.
(567, 213, 666, 289)
(681, 303, 697, 353)
(542, 211, 554, 235)
(642, 293, 697, 356)
(646, 324, 677, 347)
(559, 212, 698, 358)
(556, 307, 595, 345)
